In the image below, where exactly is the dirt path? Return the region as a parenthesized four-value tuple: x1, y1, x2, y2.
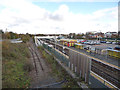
(28, 38, 60, 88)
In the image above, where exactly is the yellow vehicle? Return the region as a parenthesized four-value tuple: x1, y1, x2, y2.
(107, 49, 120, 58)
(60, 39, 77, 47)
(75, 43, 83, 49)
(60, 39, 67, 45)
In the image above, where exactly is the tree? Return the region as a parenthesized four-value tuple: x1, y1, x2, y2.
(20, 33, 30, 43)
(68, 33, 76, 39)
(4, 32, 11, 39)
(76, 33, 83, 39)
(0, 29, 4, 39)
(0, 29, 4, 34)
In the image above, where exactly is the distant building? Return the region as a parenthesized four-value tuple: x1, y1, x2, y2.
(118, 31, 120, 38)
(57, 34, 66, 39)
(68, 33, 76, 39)
(85, 31, 104, 39)
(104, 32, 118, 38)
(95, 32, 104, 38)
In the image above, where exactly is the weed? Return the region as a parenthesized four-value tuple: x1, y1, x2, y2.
(2, 41, 31, 88)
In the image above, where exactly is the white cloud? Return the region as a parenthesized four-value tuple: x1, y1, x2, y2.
(29, 0, 119, 2)
(0, 0, 118, 34)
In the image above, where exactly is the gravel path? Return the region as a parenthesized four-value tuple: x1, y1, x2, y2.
(28, 38, 62, 88)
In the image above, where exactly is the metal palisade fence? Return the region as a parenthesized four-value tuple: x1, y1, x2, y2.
(69, 49, 91, 83)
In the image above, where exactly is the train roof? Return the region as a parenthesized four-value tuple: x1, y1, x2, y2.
(60, 39, 77, 42)
(107, 49, 120, 52)
(74, 43, 83, 46)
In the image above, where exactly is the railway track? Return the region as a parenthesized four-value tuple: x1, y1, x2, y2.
(92, 59, 119, 80)
(29, 38, 69, 88)
(29, 40, 44, 76)
(40, 39, 120, 88)
(29, 46, 38, 75)
(91, 59, 120, 88)
(91, 65, 120, 88)
(35, 51, 44, 71)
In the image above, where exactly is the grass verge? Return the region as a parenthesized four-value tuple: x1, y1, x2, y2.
(2, 41, 33, 88)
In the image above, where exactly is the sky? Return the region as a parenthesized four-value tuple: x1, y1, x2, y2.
(0, 0, 119, 34)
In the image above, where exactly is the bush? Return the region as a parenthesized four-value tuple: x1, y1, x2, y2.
(2, 41, 32, 88)
(23, 60, 33, 72)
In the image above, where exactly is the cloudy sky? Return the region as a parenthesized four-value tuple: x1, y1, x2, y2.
(0, 0, 119, 34)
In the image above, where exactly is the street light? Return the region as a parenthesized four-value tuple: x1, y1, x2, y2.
(55, 35, 56, 49)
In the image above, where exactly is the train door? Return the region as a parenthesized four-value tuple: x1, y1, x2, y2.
(67, 42, 69, 47)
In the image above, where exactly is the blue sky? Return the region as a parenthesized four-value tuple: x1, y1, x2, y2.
(0, 0, 118, 34)
(34, 2, 118, 14)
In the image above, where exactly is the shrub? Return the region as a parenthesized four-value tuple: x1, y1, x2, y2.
(2, 41, 31, 88)
(23, 60, 33, 72)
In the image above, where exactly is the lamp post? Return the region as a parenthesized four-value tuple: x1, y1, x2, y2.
(55, 27, 58, 49)
(55, 35, 56, 49)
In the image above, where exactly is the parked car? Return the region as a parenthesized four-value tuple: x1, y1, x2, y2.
(100, 41, 106, 43)
(114, 47, 120, 50)
(96, 42, 101, 45)
(106, 42, 112, 44)
(88, 42, 95, 45)
(83, 46, 89, 50)
(112, 42, 116, 44)
(107, 47, 113, 49)
(115, 42, 120, 45)
(83, 42, 89, 44)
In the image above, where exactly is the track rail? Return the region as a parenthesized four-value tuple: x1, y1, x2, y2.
(91, 65, 120, 88)
(29, 46, 38, 75)
(32, 40, 44, 71)
(34, 51, 44, 71)
(29, 40, 44, 76)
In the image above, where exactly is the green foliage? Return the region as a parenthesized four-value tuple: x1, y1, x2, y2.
(2, 31, 31, 43)
(38, 46, 44, 51)
(2, 31, 19, 39)
(0, 29, 4, 34)
(32, 36, 35, 43)
(2, 41, 32, 88)
(23, 60, 33, 72)
(20, 34, 30, 43)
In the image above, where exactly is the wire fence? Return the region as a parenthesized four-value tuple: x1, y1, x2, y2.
(42, 43, 69, 67)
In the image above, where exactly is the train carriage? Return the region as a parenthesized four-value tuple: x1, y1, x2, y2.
(74, 43, 84, 49)
(60, 39, 77, 47)
(107, 49, 120, 58)
(74, 43, 79, 48)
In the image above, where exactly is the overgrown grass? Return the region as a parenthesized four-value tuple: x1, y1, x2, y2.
(38, 46, 79, 88)
(2, 41, 33, 88)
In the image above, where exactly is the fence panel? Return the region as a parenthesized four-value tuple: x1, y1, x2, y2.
(69, 50, 74, 71)
(69, 49, 91, 83)
(76, 53, 80, 75)
(82, 55, 85, 78)
(74, 52, 78, 74)
(78, 53, 82, 78)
